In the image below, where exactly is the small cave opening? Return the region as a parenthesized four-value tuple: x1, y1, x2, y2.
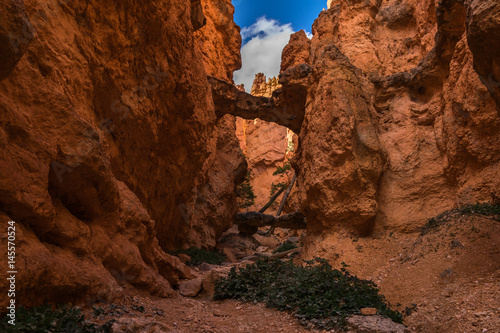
(48, 161, 119, 222)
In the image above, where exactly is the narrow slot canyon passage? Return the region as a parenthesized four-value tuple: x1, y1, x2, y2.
(0, 0, 499, 332)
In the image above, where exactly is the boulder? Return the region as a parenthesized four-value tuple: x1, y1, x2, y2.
(179, 278, 203, 297)
(346, 315, 410, 333)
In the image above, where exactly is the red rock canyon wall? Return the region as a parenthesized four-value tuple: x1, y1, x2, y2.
(0, 0, 243, 308)
(286, 0, 500, 253)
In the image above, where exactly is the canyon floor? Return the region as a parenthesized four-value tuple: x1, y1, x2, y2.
(80, 213, 499, 333)
(85, 293, 312, 333)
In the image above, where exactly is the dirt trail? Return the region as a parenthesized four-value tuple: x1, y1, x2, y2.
(83, 214, 499, 333)
(84, 292, 315, 333)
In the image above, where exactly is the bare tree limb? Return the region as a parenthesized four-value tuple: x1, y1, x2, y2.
(268, 173, 297, 235)
(258, 185, 286, 213)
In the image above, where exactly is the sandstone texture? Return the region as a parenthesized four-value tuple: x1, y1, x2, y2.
(0, 0, 34, 81)
(234, 74, 299, 212)
(240, 118, 289, 211)
(172, 0, 246, 249)
(0, 0, 243, 308)
(194, 0, 241, 83)
(250, 73, 282, 96)
(210, 75, 304, 133)
(280, 30, 311, 73)
(346, 315, 409, 333)
(182, 113, 247, 249)
(1, 0, 499, 324)
(466, 0, 500, 113)
(179, 278, 203, 297)
(286, 0, 500, 246)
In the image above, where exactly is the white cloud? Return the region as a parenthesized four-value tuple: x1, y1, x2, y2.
(234, 17, 294, 92)
(305, 31, 313, 39)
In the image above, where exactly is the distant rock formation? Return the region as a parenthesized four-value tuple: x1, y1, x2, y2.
(250, 73, 282, 97)
(234, 74, 290, 212)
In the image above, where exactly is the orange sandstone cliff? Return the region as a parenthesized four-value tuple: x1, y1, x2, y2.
(1, 0, 500, 322)
(0, 0, 244, 308)
(280, 0, 500, 253)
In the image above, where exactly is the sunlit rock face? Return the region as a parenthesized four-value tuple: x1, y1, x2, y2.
(0, 0, 244, 308)
(194, 0, 242, 83)
(250, 73, 282, 96)
(286, 0, 500, 250)
(180, 0, 247, 249)
(235, 74, 296, 213)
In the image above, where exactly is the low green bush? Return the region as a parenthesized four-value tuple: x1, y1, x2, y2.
(0, 304, 115, 333)
(273, 242, 298, 253)
(269, 182, 286, 197)
(170, 247, 226, 265)
(214, 258, 402, 330)
(458, 202, 500, 216)
(421, 202, 500, 235)
(273, 162, 292, 176)
(237, 171, 257, 209)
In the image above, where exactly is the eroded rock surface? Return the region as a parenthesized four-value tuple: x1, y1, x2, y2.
(287, 0, 500, 248)
(194, 0, 241, 82)
(347, 315, 409, 333)
(466, 0, 500, 112)
(0, 0, 34, 81)
(209, 75, 304, 133)
(234, 73, 297, 212)
(0, 0, 243, 308)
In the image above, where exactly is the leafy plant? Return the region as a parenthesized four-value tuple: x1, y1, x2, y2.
(131, 305, 145, 313)
(273, 242, 298, 253)
(92, 306, 105, 316)
(214, 258, 402, 330)
(273, 162, 292, 176)
(237, 171, 257, 209)
(170, 247, 226, 265)
(0, 304, 115, 333)
(458, 202, 500, 216)
(421, 202, 500, 235)
(269, 182, 286, 198)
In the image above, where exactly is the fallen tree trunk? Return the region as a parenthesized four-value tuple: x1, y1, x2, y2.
(269, 173, 297, 235)
(276, 173, 297, 217)
(235, 211, 306, 230)
(258, 185, 286, 213)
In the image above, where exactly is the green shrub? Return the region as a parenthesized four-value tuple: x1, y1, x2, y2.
(273, 242, 298, 253)
(214, 258, 402, 330)
(269, 182, 286, 197)
(421, 202, 500, 235)
(0, 304, 115, 333)
(458, 202, 500, 216)
(273, 162, 292, 176)
(170, 247, 226, 265)
(237, 171, 257, 209)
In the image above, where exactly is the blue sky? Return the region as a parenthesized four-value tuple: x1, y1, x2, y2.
(233, 0, 326, 41)
(232, 0, 326, 91)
